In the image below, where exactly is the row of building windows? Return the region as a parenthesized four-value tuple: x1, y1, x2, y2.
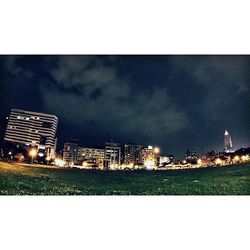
(16, 115, 40, 120)
(8, 126, 39, 133)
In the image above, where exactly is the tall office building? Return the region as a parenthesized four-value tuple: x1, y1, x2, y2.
(4, 109, 58, 156)
(124, 144, 143, 165)
(105, 142, 121, 166)
(224, 129, 234, 153)
(63, 140, 78, 165)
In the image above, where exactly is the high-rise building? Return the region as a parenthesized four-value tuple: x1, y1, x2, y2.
(124, 144, 136, 165)
(135, 145, 144, 165)
(124, 144, 143, 165)
(224, 129, 234, 153)
(105, 142, 121, 166)
(4, 109, 58, 157)
(78, 147, 105, 162)
(63, 140, 78, 165)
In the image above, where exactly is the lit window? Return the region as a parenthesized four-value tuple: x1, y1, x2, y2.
(17, 116, 21, 119)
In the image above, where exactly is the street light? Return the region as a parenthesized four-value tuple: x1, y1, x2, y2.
(29, 148, 37, 164)
(154, 147, 160, 154)
(8, 151, 13, 160)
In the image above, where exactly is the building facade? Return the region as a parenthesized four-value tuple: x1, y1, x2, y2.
(78, 147, 105, 161)
(124, 144, 143, 165)
(224, 129, 234, 153)
(185, 149, 198, 163)
(4, 109, 58, 157)
(159, 155, 174, 166)
(141, 146, 159, 169)
(63, 140, 78, 165)
(105, 142, 121, 166)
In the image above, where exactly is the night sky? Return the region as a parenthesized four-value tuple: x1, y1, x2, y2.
(0, 55, 249, 158)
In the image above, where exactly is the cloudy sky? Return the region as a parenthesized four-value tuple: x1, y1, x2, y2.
(0, 55, 249, 158)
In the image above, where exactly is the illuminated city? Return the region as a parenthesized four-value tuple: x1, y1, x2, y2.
(0, 108, 249, 171)
(0, 55, 249, 195)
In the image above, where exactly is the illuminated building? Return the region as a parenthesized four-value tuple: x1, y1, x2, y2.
(124, 144, 143, 165)
(141, 146, 159, 169)
(224, 129, 234, 153)
(63, 140, 78, 166)
(54, 158, 65, 167)
(78, 147, 105, 161)
(4, 109, 58, 157)
(159, 155, 174, 166)
(105, 142, 121, 166)
(185, 149, 198, 164)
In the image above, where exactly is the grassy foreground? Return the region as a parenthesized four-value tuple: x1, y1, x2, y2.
(0, 161, 249, 195)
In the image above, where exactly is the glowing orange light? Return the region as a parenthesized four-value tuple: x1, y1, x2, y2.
(82, 161, 88, 168)
(29, 149, 37, 158)
(234, 155, 240, 162)
(154, 147, 160, 154)
(215, 158, 222, 165)
(242, 155, 249, 161)
(46, 156, 51, 161)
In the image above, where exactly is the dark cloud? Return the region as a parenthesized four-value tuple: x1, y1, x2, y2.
(41, 56, 188, 145)
(0, 55, 249, 158)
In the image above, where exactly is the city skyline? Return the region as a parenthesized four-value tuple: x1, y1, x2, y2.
(1, 107, 244, 161)
(0, 56, 250, 158)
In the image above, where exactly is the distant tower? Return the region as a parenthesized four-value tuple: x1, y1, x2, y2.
(224, 130, 233, 153)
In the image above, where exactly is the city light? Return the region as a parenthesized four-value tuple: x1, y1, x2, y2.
(154, 147, 160, 154)
(234, 155, 240, 162)
(215, 158, 222, 165)
(144, 159, 155, 169)
(241, 155, 249, 162)
(29, 149, 37, 157)
(54, 158, 65, 167)
(129, 163, 134, 168)
(46, 156, 51, 161)
(110, 164, 116, 170)
(82, 161, 88, 168)
(29, 148, 37, 164)
(197, 159, 202, 165)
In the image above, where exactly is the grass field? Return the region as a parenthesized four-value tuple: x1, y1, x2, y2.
(0, 161, 249, 195)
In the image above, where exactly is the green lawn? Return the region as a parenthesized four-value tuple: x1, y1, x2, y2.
(0, 161, 249, 195)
